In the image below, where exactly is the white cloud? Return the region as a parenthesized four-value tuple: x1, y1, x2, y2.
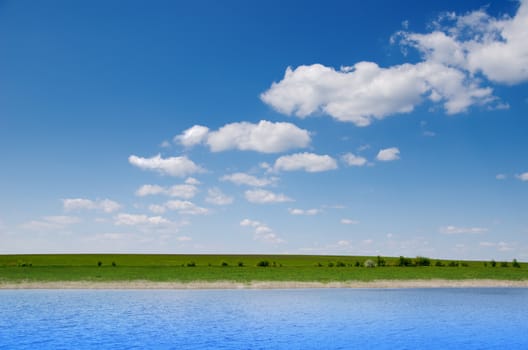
(261, 62, 493, 126)
(337, 240, 351, 246)
(516, 172, 528, 181)
(376, 147, 400, 161)
(207, 120, 311, 153)
(439, 225, 488, 234)
(288, 208, 321, 215)
(400, 1, 528, 85)
(341, 218, 359, 225)
(261, 3, 528, 126)
(148, 204, 166, 214)
(128, 154, 204, 177)
(174, 125, 210, 147)
(496, 174, 507, 180)
(240, 219, 285, 244)
(135, 184, 198, 199)
(244, 189, 293, 204)
(114, 213, 171, 226)
(185, 177, 201, 185)
(221, 172, 276, 187)
(135, 185, 165, 196)
(21, 216, 81, 230)
(341, 153, 367, 167)
(273, 152, 338, 172)
(63, 198, 121, 213)
(176, 236, 192, 242)
(174, 121, 311, 153)
(165, 200, 209, 215)
(205, 188, 234, 205)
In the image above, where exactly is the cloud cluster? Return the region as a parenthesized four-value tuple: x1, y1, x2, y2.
(129, 154, 204, 177)
(63, 198, 121, 213)
(261, 2, 528, 126)
(341, 153, 367, 167)
(21, 215, 81, 230)
(175, 120, 311, 153)
(205, 188, 234, 205)
(114, 213, 171, 226)
(273, 152, 338, 172)
(288, 208, 321, 215)
(240, 219, 284, 243)
(376, 147, 400, 161)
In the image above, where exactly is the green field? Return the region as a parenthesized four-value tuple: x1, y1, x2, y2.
(1, 254, 527, 283)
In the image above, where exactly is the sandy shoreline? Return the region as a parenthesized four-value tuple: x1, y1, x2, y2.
(1, 279, 528, 289)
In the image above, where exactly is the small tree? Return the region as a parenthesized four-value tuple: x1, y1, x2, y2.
(364, 259, 376, 268)
(97, 261, 102, 267)
(490, 260, 497, 267)
(257, 260, 270, 267)
(237, 261, 244, 267)
(111, 261, 117, 267)
(415, 256, 431, 267)
(377, 256, 386, 267)
(512, 259, 521, 268)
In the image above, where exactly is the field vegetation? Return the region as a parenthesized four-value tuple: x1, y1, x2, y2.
(1, 254, 527, 283)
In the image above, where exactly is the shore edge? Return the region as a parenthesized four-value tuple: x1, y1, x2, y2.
(1, 279, 528, 289)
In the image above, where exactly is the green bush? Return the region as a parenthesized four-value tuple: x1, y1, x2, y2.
(448, 261, 459, 267)
(336, 261, 346, 267)
(376, 256, 386, 267)
(355, 261, 361, 267)
(490, 260, 497, 267)
(256, 260, 270, 267)
(435, 261, 445, 267)
(221, 261, 229, 267)
(327, 262, 335, 267)
(111, 261, 117, 267)
(187, 261, 196, 267)
(237, 261, 244, 267)
(513, 259, 521, 268)
(415, 256, 431, 267)
(500, 261, 508, 268)
(97, 261, 102, 267)
(398, 256, 414, 267)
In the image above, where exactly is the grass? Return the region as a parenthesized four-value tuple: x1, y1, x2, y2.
(1, 254, 527, 283)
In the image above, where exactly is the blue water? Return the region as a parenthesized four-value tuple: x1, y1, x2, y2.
(1, 288, 528, 349)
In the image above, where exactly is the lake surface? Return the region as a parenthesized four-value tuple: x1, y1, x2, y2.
(1, 288, 528, 349)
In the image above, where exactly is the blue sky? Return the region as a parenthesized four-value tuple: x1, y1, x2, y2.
(1, 0, 527, 260)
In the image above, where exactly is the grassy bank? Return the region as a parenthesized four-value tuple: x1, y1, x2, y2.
(1, 254, 527, 283)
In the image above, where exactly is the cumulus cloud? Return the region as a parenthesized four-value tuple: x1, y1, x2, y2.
(376, 147, 400, 161)
(174, 125, 210, 147)
(516, 172, 528, 181)
(148, 204, 166, 214)
(399, 1, 528, 85)
(244, 189, 293, 204)
(174, 120, 311, 153)
(114, 213, 171, 226)
(135, 184, 198, 199)
(240, 219, 285, 243)
(165, 200, 209, 215)
(341, 218, 359, 225)
(261, 2, 528, 126)
(261, 62, 492, 126)
(288, 208, 321, 215)
(273, 152, 338, 172)
(221, 172, 277, 187)
(63, 198, 121, 213)
(341, 153, 367, 167)
(205, 187, 234, 205)
(439, 225, 488, 234)
(128, 154, 204, 177)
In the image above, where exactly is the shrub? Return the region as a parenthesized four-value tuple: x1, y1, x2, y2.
(398, 256, 413, 267)
(513, 259, 521, 268)
(187, 261, 196, 267)
(272, 261, 277, 267)
(237, 261, 244, 267)
(355, 261, 361, 267)
(316, 262, 323, 267)
(376, 256, 386, 267)
(257, 260, 270, 267)
(364, 259, 376, 268)
(435, 261, 445, 267)
(415, 256, 431, 267)
(461, 262, 469, 267)
(221, 261, 229, 267)
(111, 261, 117, 267)
(327, 262, 335, 267)
(97, 261, 102, 267)
(448, 261, 459, 267)
(490, 260, 497, 267)
(500, 261, 508, 268)
(336, 261, 346, 267)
